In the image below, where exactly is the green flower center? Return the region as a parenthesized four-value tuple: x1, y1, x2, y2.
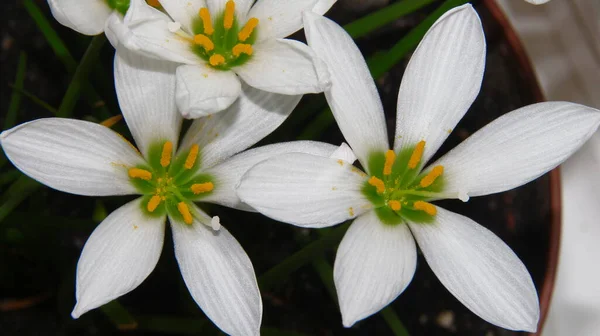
(362, 141, 445, 225)
(187, 0, 259, 70)
(128, 141, 215, 224)
(105, 0, 130, 15)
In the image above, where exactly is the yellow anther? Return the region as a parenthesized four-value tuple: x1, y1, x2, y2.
(194, 34, 214, 51)
(184, 144, 200, 170)
(383, 149, 396, 176)
(368, 176, 385, 194)
(414, 201, 437, 216)
(232, 44, 253, 57)
(388, 200, 401, 211)
(146, 0, 160, 8)
(420, 165, 444, 188)
(160, 141, 173, 167)
(147, 195, 162, 212)
(191, 182, 214, 194)
(408, 140, 426, 169)
(100, 114, 122, 128)
(128, 168, 152, 180)
(177, 202, 193, 224)
(224, 0, 235, 29)
(209, 54, 226, 66)
(198, 8, 214, 35)
(238, 17, 259, 41)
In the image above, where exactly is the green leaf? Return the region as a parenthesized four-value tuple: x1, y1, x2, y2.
(0, 175, 39, 224)
(100, 300, 139, 331)
(381, 307, 411, 336)
(4, 51, 27, 129)
(7, 84, 58, 115)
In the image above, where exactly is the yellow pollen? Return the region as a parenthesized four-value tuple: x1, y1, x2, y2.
(209, 54, 226, 66)
(408, 140, 426, 169)
(383, 149, 396, 176)
(146, 0, 160, 8)
(388, 200, 401, 211)
(232, 43, 253, 57)
(420, 165, 444, 188)
(224, 0, 235, 29)
(238, 18, 259, 41)
(194, 34, 214, 51)
(198, 8, 214, 35)
(368, 176, 385, 194)
(184, 144, 200, 170)
(128, 168, 152, 180)
(160, 141, 173, 167)
(177, 202, 193, 225)
(191, 182, 214, 194)
(100, 114, 122, 128)
(147, 195, 162, 212)
(414, 201, 437, 216)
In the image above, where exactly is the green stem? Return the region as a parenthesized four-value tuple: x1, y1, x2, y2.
(100, 300, 138, 331)
(4, 51, 27, 129)
(0, 175, 39, 224)
(7, 84, 59, 115)
(381, 307, 411, 336)
(57, 35, 107, 117)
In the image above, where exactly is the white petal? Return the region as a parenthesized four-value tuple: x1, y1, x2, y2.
(104, 12, 125, 48)
(125, 0, 200, 64)
(237, 152, 371, 228)
(171, 210, 261, 336)
(312, 0, 338, 15)
(72, 198, 165, 318)
(176, 64, 242, 118)
(433, 102, 600, 198)
(0, 118, 144, 196)
(329, 142, 357, 164)
(393, 4, 485, 165)
(206, 0, 253, 20)
(234, 38, 330, 95)
(159, 0, 206, 33)
(106, 0, 165, 49)
(525, 0, 550, 4)
(179, 84, 300, 168)
(334, 211, 417, 327)
(48, 0, 111, 35)
(205, 140, 339, 211)
(114, 48, 181, 158)
(303, 11, 388, 168)
(407, 207, 539, 331)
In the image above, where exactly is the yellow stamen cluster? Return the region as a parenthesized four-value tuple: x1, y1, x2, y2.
(129, 168, 152, 180)
(224, 0, 235, 29)
(209, 54, 226, 66)
(191, 182, 214, 195)
(408, 140, 426, 169)
(388, 200, 401, 211)
(232, 44, 253, 57)
(178, 202, 193, 224)
(160, 141, 173, 167)
(199, 8, 214, 35)
(238, 18, 259, 41)
(368, 176, 385, 194)
(420, 165, 444, 188)
(147, 195, 162, 212)
(383, 149, 395, 176)
(413, 201, 437, 216)
(184, 144, 200, 170)
(194, 34, 214, 51)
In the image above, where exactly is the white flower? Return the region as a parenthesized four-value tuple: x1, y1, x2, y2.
(237, 5, 600, 331)
(0, 49, 339, 336)
(118, 0, 335, 118)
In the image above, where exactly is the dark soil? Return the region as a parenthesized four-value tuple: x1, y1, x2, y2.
(0, 1, 550, 335)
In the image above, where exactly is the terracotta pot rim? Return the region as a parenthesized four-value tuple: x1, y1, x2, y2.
(483, 1, 561, 334)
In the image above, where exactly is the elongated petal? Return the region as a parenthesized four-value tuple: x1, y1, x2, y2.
(303, 11, 388, 168)
(237, 153, 371, 228)
(72, 198, 165, 318)
(433, 102, 600, 198)
(334, 211, 417, 327)
(207, 0, 253, 20)
(125, 0, 200, 64)
(394, 4, 485, 165)
(329, 142, 357, 164)
(105, 0, 163, 49)
(206, 141, 338, 211)
(179, 84, 300, 168)
(176, 64, 242, 118)
(234, 39, 330, 95)
(407, 207, 539, 331)
(48, 0, 111, 35)
(0, 118, 144, 196)
(249, 0, 336, 41)
(159, 0, 207, 34)
(114, 48, 181, 158)
(171, 210, 261, 336)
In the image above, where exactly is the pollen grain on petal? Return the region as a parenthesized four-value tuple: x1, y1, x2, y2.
(368, 176, 385, 194)
(414, 201, 437, 216)
(128, 168, 152, 180)
(191, 182, 214, 194)
(160, 141, 173, 167)
(177, 202, 193, 224)
(420, 165, 444, 188)
(238, 17, 259, 41)
(198, 8, 214, 35)
(194, 34, 215, 51)
(408, 140, 426, 169)
(388, 200, 401, 211)
(224, 0, 235, 29)
(184, 144, 200, 170)
(232, 43, 253, 57)
(383, 149, 396, 176)
(209, 54, 226, 66)
(147, 195, 162, 212)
